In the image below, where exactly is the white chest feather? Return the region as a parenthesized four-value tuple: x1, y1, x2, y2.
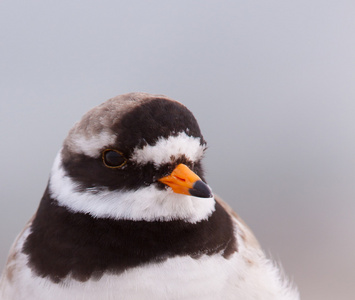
(0, 227, 299, 300)
(1, 253, 295, 300)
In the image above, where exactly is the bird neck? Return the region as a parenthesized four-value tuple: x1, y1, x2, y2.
(22, 186, 237, 283)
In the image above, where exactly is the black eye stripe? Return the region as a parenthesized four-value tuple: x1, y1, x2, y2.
(102, 150, 127, 168)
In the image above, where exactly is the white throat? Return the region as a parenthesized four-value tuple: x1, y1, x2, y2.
(49, 151, 215, 223)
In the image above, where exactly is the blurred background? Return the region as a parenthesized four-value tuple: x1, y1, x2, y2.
(1, 1, 355, 299)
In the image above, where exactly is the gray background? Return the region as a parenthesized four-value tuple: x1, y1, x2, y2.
(1, 1, 355, 299)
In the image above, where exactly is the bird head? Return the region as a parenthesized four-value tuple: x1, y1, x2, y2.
(49, 93, 215, 223)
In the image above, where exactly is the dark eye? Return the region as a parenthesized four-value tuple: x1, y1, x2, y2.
(102, 150, 127, 168)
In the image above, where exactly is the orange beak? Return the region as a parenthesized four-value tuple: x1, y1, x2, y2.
(158, 164, 213, 198)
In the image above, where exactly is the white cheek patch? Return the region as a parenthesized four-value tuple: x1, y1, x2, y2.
(49, 151, 215, 223)
(68, 130, 116, 158)
(131, 132, 206, 167)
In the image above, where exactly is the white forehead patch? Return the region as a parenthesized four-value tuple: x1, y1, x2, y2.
(49, 151, 215, 223)
(131, 132, 206, 166)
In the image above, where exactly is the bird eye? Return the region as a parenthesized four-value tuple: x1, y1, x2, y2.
(102, 150, 127, 168)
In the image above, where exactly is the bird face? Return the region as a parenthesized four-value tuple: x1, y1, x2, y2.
(49, 93, 215, 223)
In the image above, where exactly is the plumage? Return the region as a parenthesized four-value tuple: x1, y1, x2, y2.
(0, 92, 299, 300)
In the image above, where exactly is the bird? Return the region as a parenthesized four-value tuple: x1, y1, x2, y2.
(0, 92, 299, 300)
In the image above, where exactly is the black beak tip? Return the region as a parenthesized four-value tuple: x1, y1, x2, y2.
(189, 180, 213, 198)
